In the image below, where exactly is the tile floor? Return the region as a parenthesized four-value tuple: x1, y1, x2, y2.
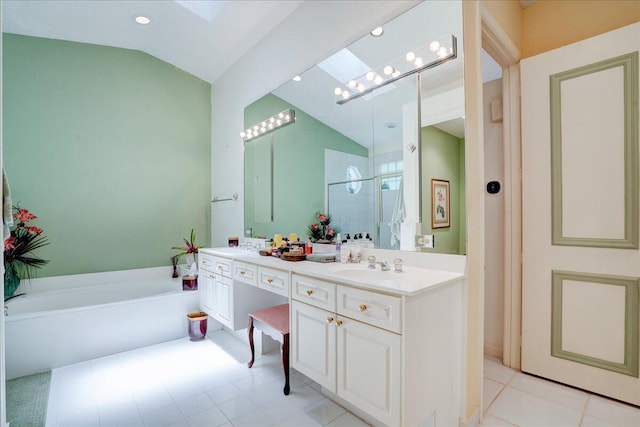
(481, 356, 640, 427)
(45, 331, 368, 427)
(44, 332, 640, 427)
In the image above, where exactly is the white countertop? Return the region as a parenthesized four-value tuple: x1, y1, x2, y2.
(199, 247, 464, 296)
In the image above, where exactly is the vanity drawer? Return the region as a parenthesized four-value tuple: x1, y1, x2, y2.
(337, 286, 402, 333)
(212, 256, 232, 278)
(292, 274, 336, 311)
(234, 261, 257, 286)
(258, 267, 289, 297)
(198, 253, 215, 271)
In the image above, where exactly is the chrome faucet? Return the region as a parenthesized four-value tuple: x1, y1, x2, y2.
(367, 256, 390, 271)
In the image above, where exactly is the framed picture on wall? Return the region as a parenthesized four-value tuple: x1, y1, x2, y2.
(431, 179, 450, 229)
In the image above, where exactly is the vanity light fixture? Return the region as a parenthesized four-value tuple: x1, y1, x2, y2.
(335, 34, 457, 105)
(134, 15, 151, 25)
(240, 109, 296, 143)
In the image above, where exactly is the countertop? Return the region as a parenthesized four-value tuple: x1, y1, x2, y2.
(199, 247, 464, 297)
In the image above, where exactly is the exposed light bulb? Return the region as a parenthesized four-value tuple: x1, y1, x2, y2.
(253, 125, 259, 131)
(414, 57, 423, 67)
(334, 87, 343, 96)
(429, 40, 440, 52)
(261, 121, 266, 127)
(438, 47, 448, 58)
(392, 70, 400, 78)
(134, 15, 151, 25)
(374, 76, 383, 85)
(366, 71, 375, 81)
(347, 80, 357, 89)
(405, 51, 416, 62)
(383, 65, 394, 75)
(278, 113, 284, 119)
(292, 75, 302, 82)
(370, 26, 384, 37)
(240, 131, 246, 138)
(285, 114, 290, 120)
(268, 123, 274, 129)
(357, 83, 365, 92)
(341, 90, 350, 99)
(269, 117, 275, 123)
(276, 119, 282, 125)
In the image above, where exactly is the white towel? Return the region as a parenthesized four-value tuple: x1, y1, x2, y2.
(3, 167, 13, 241)
(390, 178, 405, 249)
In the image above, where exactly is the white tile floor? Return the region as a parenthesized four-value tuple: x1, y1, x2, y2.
(481, 356, 640, 427)
(45, 331, 369, 427)
(44, 333, 640, 427)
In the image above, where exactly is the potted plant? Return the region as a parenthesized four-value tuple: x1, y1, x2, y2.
(4, 206, 49, 298)
(306, 212, 340, 243)
(172, 229, 200, 290)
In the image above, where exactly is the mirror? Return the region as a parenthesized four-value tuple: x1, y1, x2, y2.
(244, 0, 464, 253)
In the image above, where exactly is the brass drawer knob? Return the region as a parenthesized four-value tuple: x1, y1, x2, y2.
(240, 271, 246, 275)
(306, 290, 314, 296)
(336, 320, 343, 326)
(359, 304, 367, 312)
(327, 317, 334, 324)
(267, 278, 273, 284)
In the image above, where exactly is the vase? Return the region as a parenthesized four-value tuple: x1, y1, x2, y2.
(4, 263, 21, 298)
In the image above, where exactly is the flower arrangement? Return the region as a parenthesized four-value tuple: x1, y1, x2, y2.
(171, 228, 201, 259)
(306, 212, 340, 243)
(171, 229, 201, 278)
(4, 206, 49, 297)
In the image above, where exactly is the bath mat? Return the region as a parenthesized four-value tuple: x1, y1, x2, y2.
(6, 371, 51, 427)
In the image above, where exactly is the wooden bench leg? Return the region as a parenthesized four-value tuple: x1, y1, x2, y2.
(247, 316, 255, 368)
(282, 333, 290, 395)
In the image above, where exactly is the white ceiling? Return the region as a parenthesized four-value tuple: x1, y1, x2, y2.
(2, 0, 304, 83)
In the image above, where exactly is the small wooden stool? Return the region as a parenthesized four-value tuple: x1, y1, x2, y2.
(247, 303, 290, 395)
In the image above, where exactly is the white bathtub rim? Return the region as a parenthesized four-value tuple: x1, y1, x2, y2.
(5, 281, 196, 322)
(14, 266, 182, 294)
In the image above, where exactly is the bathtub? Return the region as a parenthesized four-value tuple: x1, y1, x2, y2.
(4, 267, 200, 379)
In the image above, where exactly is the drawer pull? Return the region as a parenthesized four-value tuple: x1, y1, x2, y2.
(240, 271, 246, 275)
(327, 317, 334, 324)
(336, 320, 343, 327)
(306, 290, 314, 296)
(359, 304, 367, 312)
(208, 274, 215, 279)
(217, 265, 223, 271)
(267, 278, 273, 284)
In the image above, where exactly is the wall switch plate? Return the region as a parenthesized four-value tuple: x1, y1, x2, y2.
(415, 234, 434, 248)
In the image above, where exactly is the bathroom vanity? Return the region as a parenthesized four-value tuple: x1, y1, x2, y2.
(198, 247, 465, 427)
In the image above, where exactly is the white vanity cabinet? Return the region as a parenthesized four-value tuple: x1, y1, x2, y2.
(197, 253, 215, 313)
(198, 250, 287, 331)
(291, 274, 401, 426)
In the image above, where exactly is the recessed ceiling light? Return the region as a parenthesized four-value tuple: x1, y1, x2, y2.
(370, 27, 384, 37)
(134, 15, 151, 25)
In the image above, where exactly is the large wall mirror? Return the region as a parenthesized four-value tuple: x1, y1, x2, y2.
(244, 0, 464, 254)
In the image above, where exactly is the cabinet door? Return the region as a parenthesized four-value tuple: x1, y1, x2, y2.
(337, 316, 401, 427)
(199, 271, 215, 313)
(213, 275, 232, 327)
(291, 301, 336, 392)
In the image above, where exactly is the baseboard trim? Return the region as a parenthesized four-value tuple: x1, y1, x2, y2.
(484, 343, 503, 359)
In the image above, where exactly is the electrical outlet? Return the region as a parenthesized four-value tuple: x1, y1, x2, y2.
(415, 234, 434, 249)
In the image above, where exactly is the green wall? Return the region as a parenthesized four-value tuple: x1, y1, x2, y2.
(2, 34, 212, 277)
(420, 126, 466, 254)
(244, 93, 367, 239)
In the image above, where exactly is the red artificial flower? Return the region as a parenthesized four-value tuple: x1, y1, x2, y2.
(13, 208, 37, 224)
(317, 213, 327, 223)
(311, 223, 319, 229)
(4, 236, 15, 251)
(25, 226, 43, 235)
(327, 227, 334, 236)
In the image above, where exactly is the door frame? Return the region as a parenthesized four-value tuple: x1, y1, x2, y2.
(480, 6, 523, 370)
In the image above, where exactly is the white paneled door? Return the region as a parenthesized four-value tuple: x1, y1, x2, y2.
(521, 23, 640, 405)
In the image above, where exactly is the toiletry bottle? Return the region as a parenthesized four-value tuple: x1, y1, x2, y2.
(335, 233, 341, 261)
(340, 239, 350, 263)
(306, 237, 313, 254)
